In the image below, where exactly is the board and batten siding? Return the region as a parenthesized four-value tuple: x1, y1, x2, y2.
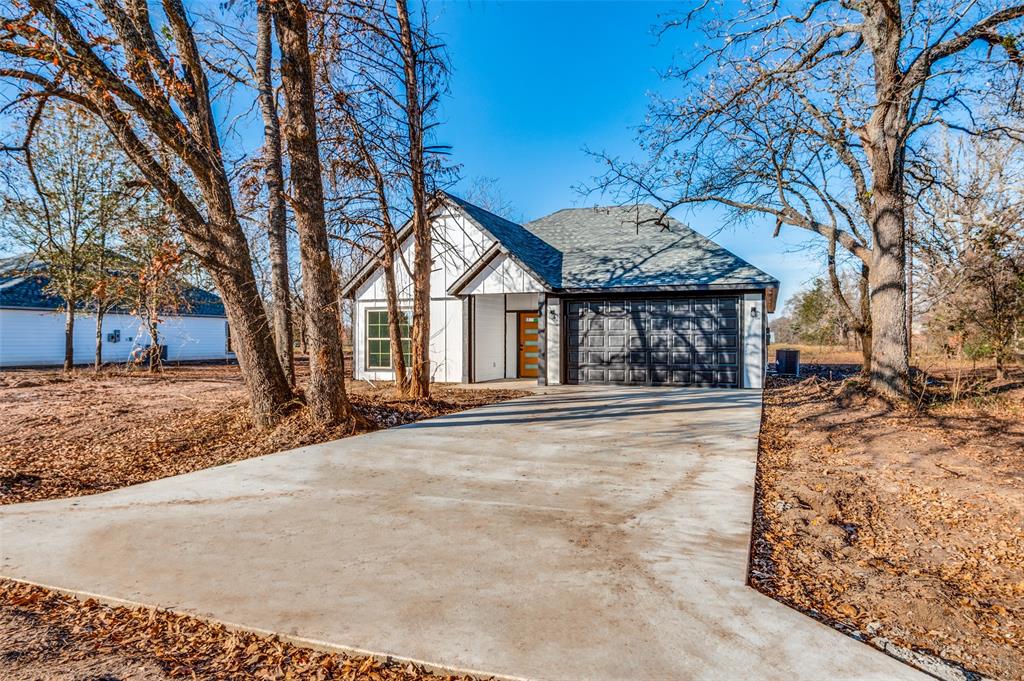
(0, 308, 231, 368)
(352, 210, 491, 383)
(458, 253, 545, 296)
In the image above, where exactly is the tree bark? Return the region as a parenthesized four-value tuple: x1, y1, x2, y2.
(858, 264, 872, 373)
(861, 12, 911, 400)
(396, 0, 431, 398)
(63, 303, 74, 372)
(95, 309, 104, 370)
(273, 0, 353, 425)
(256, 0, 295, 386)
(866, 187, 910, 398)
(147, 315, 160, 373)
(826, 236, 873, 373)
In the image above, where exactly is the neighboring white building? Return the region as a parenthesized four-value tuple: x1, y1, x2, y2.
(341, 193, 779, 388)
(0, 257, 233, 368)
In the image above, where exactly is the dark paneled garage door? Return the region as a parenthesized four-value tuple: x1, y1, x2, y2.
(566, 297, 740, 387)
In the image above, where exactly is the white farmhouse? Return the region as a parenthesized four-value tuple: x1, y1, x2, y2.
(341, 193, 778, 388)
(0, 256, 234, 368)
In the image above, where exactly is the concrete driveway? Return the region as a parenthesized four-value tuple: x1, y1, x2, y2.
(0, 387, 922, 680)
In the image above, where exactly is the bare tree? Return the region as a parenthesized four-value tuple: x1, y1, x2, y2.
(121, 213, 189, 373)
(272, 0, 354, 425)
(0, 106, 131, 371)
(590, 0, 1024, 399)
(329, 96, 411, 391)
(254, 0, 295, 386)
(0, 0, 293, 425)
(917, 135, 1024, 379)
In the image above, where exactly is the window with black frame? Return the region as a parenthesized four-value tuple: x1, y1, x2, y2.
(366, 309, 412, 369)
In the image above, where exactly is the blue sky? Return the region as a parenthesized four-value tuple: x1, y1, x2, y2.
(0, 0, 821, 311)
(432, 0, 821, 312)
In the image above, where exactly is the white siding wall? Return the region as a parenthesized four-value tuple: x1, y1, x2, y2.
(0, 308, 230, 368)
(505, 293, 539, 311)
(742, 292, 765, 389)
(460, 253, 545, 295)
(353, 210, 487, 383)
(473, 295, 505, 382)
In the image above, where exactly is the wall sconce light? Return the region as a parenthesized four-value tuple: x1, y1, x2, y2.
(750, 306, 759, 319)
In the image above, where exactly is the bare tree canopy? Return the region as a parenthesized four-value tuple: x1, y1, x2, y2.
(916, 135, 1024, 378)
(590, 0, 1024, 399)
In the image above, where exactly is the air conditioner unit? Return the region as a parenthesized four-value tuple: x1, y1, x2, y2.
(107, 330, 121, 343)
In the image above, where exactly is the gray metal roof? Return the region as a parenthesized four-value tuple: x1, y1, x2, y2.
(0, 254, 226, 317)
(515, 204, 778, 291)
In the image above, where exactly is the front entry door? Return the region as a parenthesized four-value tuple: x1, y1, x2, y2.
(517, 311, 541, 378)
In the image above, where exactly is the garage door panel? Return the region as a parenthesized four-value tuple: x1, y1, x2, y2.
(692, 332, 716, 348)
(628, 368, 648, 383)
(671, 370, 692, 383)
(670, 351, 691, 365)
(567, 297, 741, 387)
(649, 335, 671, 349)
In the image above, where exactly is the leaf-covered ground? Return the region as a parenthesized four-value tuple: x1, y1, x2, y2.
(751, 372, 1024, 680)
(0, 580, 481, 681)
(0, 364, 528, 505)
(0, 364, 525, 678)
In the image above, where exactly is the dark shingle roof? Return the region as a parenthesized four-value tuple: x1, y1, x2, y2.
(442, 193, 562, 287)
(0, 255, 226, 316)
(519, 205, 778, 291)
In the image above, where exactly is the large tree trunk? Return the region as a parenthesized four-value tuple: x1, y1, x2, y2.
(210, 254, 294, 427)
(63, 303, 74, 372)
(396, 0, 431, 398)
(861, 19, 911, 399)
(382, 245, 409, 392)
(867, 187, 910, 399)
(256, 0, 295, 386)
(273, 0, 352, 425)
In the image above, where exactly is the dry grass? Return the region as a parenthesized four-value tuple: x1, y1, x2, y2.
(0, 580, 481, 680)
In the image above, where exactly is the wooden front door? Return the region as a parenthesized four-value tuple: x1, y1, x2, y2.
(518, 311, 541, 378)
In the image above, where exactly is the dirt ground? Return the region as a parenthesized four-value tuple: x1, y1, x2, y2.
(751, 371, 1024, 680)
(0, 363, 528, 505)
(0, 364, 523, 679)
